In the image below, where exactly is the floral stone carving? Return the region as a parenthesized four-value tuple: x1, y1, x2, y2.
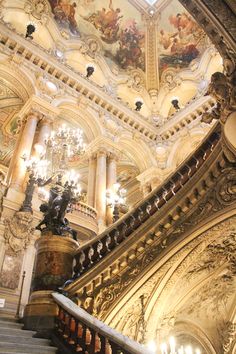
(4, 211, 35, 253)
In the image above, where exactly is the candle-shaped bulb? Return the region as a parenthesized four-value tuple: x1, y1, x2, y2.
(169, 336, 176, 353)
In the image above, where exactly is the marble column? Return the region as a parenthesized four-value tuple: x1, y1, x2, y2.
(24, 233, 79, 333)
(32, 116, 52, 158)
(106, 153, 118, 225)
(87, 154, 96, 208)
(95, 150, 107, 231)
(8, 111, 41, 191)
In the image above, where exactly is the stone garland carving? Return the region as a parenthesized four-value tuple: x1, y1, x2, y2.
(86, 166, 236, 320)
(223, 322, 236, 353)
(4, 211, 35, 253)
(171, 167, 236, 237)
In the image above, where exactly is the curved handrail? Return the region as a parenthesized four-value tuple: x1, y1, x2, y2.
(74, 201, 97, 220)
(72, 125, 221, 280)
(53, 293, 149, 354)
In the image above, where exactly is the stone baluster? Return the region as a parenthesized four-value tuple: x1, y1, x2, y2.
(95, 150, 107, 231)
(8, 110, 41, 191)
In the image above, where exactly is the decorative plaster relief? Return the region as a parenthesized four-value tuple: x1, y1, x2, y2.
(4, 211, 35, 253)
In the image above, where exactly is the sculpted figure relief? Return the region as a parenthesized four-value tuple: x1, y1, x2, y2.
(4, 211, 35, 253)
(202, 68, 236, 124)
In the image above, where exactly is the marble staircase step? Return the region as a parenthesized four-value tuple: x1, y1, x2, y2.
(0, 342, 57, 354)
(0, 317, 57, 354)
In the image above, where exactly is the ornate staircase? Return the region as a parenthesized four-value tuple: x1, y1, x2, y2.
(0, 317, 57, 354)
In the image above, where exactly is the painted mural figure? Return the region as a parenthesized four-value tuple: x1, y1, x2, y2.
(115, 19, 144, 69)
(159, 11, 205, 74)
(49, 0, 79, 34)
(85, 0, 123, 43)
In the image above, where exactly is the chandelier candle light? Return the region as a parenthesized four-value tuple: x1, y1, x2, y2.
(147, 337, 201, 354)
(106, 183, 127, 222)
(21, 123, 86, 238)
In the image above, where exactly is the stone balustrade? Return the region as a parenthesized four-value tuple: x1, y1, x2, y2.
(159, 95, 216, 140)
(73, 202, 97, 220)
(52, 293, 149, 354)
(72, 126, 220, 279)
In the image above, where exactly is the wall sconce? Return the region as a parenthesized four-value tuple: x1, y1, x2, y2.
(25, 23, 36, 39)
(86, 64, 95, 78)
(171, 98, 180, 111)
(135, 98, 143, 111)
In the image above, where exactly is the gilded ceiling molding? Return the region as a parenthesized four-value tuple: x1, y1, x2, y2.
(0, 62, 35, 102)
(144, 13, 159, 92)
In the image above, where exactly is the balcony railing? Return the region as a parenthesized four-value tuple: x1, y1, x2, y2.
(71, 125, 221, 281)
(53, 293, 149, 354)
(74, 202, 97, 220)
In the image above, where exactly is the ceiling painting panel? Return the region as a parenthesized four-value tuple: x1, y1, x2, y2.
(157, 0, 208, 78)
(48, 0, 145, 72)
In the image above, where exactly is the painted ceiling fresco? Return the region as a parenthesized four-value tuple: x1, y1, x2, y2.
(46, 0, 209, 80)
(157, 0, 207, 77)
(48, 0, 145, 71)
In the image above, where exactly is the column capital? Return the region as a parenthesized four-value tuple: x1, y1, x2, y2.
(17, 95, 60, 122)
(38, 115, 54, 126)
(107, 151, 120, 162)
(96, 148, 108, 158)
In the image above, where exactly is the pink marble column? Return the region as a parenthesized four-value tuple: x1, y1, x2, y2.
(32, 117, 52, 158)
(95, 150, 107, 230)
(106, 153, 118, 225)
(87, 154, 96, 208)
(9, 111, 40, 190)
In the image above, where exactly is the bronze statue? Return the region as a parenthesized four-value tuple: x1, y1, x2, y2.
(36, 181, 77, 240)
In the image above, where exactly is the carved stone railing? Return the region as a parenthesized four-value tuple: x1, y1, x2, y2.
(71, 126, 221, 280)
(52, 293, 148, 354)
(159, 95, 216, 140)
(74, 202, 97, 220)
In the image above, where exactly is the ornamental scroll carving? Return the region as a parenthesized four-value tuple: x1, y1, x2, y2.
(4, 211, 35, 253)
(201, 71, 236, 125)
(24, 0, 51, 24)
(87, 165, 236, 320)
(223, 322, 236, 353)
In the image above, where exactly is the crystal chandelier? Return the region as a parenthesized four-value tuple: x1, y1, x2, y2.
(147, 337, 201, 354)
(21, 123, 86, 239)
(44, 124, 86, 174)
(106, 183, 127, 222)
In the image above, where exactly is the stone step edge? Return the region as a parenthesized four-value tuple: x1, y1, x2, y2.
(0, 342, 57, 350)
(0, 335, 51, 344)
